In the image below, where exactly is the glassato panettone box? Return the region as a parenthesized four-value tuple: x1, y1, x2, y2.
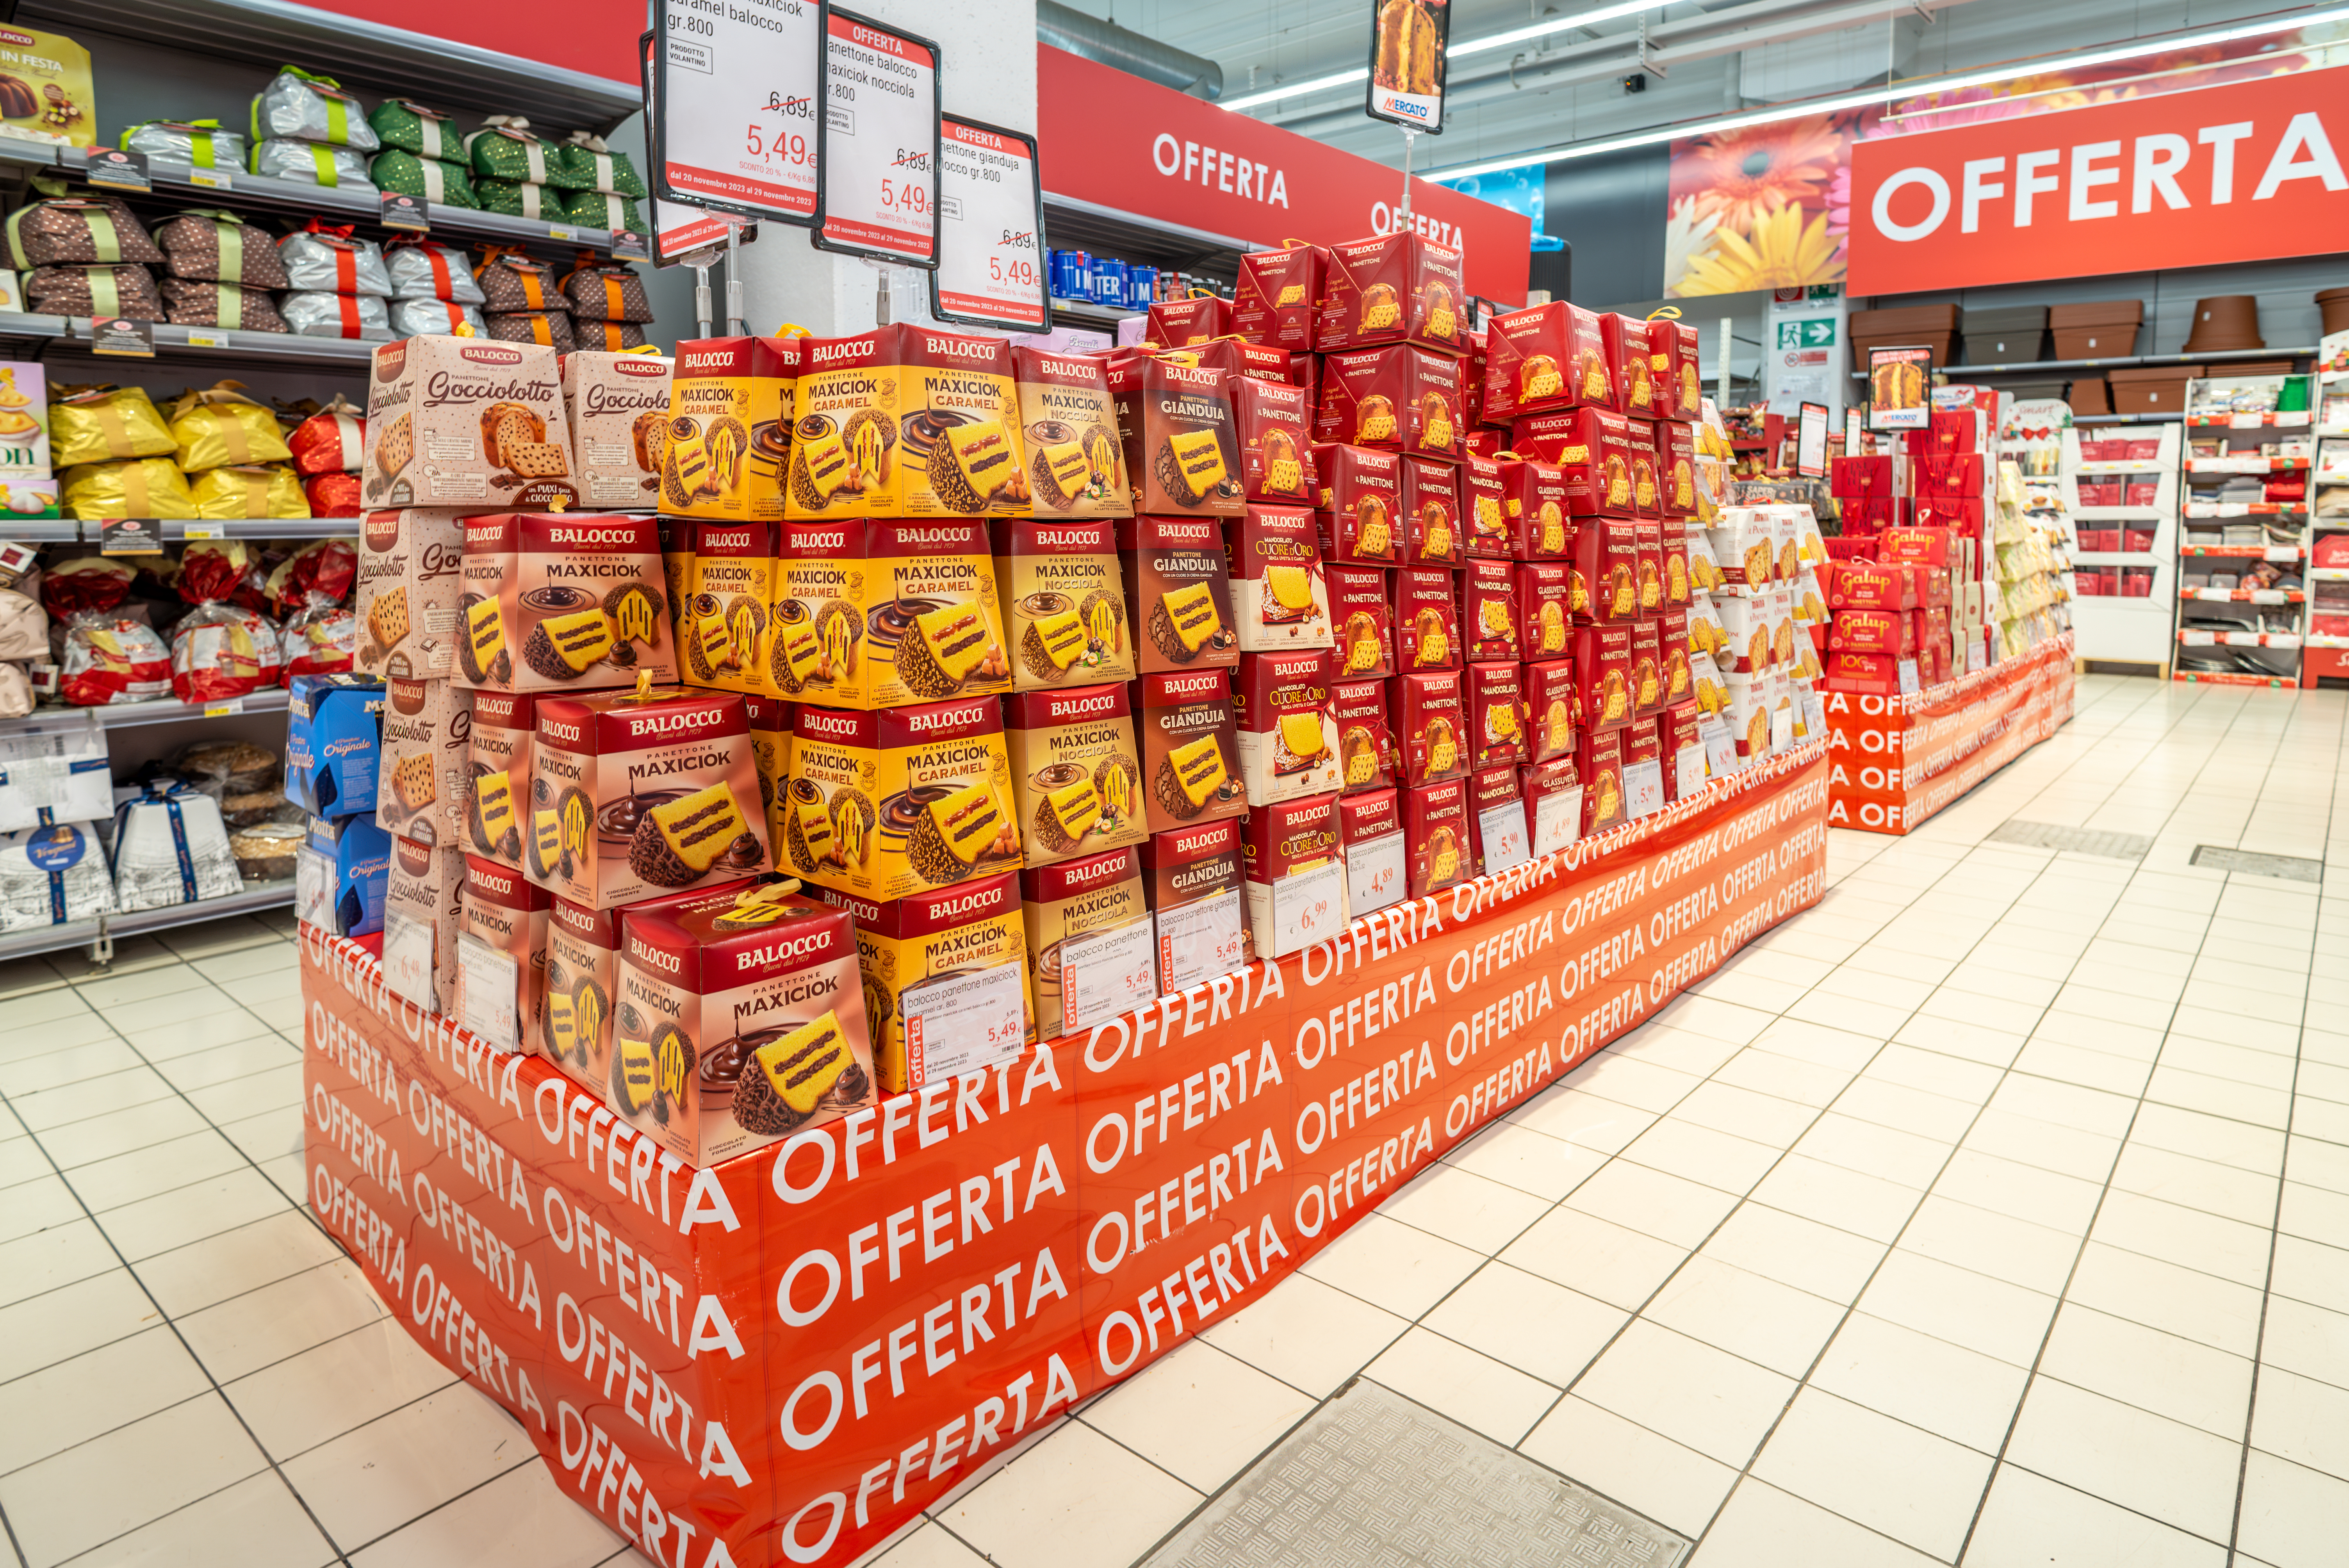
(364, 335, 574, 509)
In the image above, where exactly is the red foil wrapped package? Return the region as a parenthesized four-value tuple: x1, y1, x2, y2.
(289, 395, 366, 474)
(304, 472, 364, 517)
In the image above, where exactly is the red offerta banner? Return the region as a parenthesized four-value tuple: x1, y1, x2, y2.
(1825, 636, 2075, 834)
(303, 746, 1828, 1567)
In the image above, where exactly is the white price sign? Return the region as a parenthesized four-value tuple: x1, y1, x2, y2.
(815, 9, 940, 267)
(902, 962, 1025, 1084)
(653, 0, 822, 223)
(1061, 918, 1157, 1032)
(1477, 800, 1530, 874)
(1676, 743, 1709, 799)
(1271, 860, 1346, 957)
(294, 843, 332, 931)
(930, 115, 1046, 331)
(1698, 714, 1738, 776)
(1623, 757, 1666, 819)
(1770, 703, 1795, 752)
(1531, 787, 1583, 856)
(1897, 658, 1921, 695)
(1346, 834, 1406, 918)
(381, 909, 438, 1012)
(1158, 889, 1245, 992)
(458, 934, 519, 1050)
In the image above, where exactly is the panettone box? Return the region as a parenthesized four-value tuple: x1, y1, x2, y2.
(1496, 455, 1572, 557)
(1330, 675, 1395, 794)
(1401, 779, 1468, 900)
(300, 816, 391, 938)
(785, 696, 1020, 900)
(1399, 456, 1462, 567)
(1521, 753, 1583, 855)
(1395, 668, 1467, 786)
(1625, 713, 1663, 790)
(1652, 319, 1702, 420)
(1011, 347, 1129, 519)
(680, 519, 782, 696)
(1119, 513, 1239, 674)
(1007, 683, 1147, 868)
(1523, 658, 1577, 763)
(1241, 791, 1342, 959)
(1657, 517, 1691, 608)
(1481, 301, 1608, 422)
(1138, 668, 1247, 833)
(1313, 443, 1404, 567)
(1235, 242, 1326, 352)
(1631, 618, 1665, 716)
(1023, 845, 1151, 1038)
(1329, 565, 1396, 678)
(365, 335, 574, 510)
(1105, 351, 1244, 517)
(1663, 700, 1705, 803)
(615, 884, 875, 1165)
(1715, 592, 1772, 673)
(1463, 558, 1518, 661)
(1466, 763, 1525, 877)
(658, 515, 694, 619)
(1660, 608, 1693, 707)
(1337, 786, 1405, 920)
(355, 509, 467, 679)
(383, 834, 463, 1014)
(1635, 521, 1666, 616)
(809, 871, 1035, 1093)
(1234, 375, 1315, 505)
(540, 895, 619, 1093)
(561, 349, 672, 509)
(1659, 420, 1697, 518)
(1317, 233, 1465, 355)
(1316, 344, 1464, 463)
(1516, 561, 1577, 657)
(287, 673, 385, 820)
(1578, 725, 1627, 835)
(458, 853, 551, 1051)
(375, 674, 473, 848)
(1827, 559, 1918, 612)
(451, 511, 673, 692)
(1601, 314, 1657, 422)
(528, 683, 768, 908)
(1575, 517, 1641, 624)
(786, 324, 1025, 520)
(1392, 568, 1460, 672)
(1146, 295, 1234, 347)
(1466, 660, 1527, 769)
(1707, 508, 1779, 590)
(771, 519, 1012, 707)
(1576, 622, 1634, 732)
(660, 335, 797, 521)
(743, 693, 791, 857)
(464, 691, 538, 868)
(993, 519, 1136, 690)
(1141, 818, 1247, 991)
(1229, 504, 1332, 653)
(1459, 453, 1510, 559)
(1234, 648, 1342, 805)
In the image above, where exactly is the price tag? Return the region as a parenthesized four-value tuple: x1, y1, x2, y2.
(183, 522, 223, 540)
(1770, 704, 1795, 752)
(294, 845, 332, 930)
(84, 147, 150, 193)
(652, 0, 822, 223)
(382, 909, 438, 1011)
(98, 517, 162, 555)
(1478, 800, 1531, 873)
(1800, 684, 1827, 739)
(1698, 714, 1738, 775)
(1897, 658, 1921, 695)
(929, 116, 1047, 331)
(814, 11, 940, 266)
(89, 316, 153, 358)
(202, 698, 242, 718)
(609, 229, 649, 262)
(545, 225, 579, 242)
(2231, 412, 2264, 428)
(378, 190, 430, 232)
(1531, 787, 1583, 856)
(1158, 889, 1245, 992)
(2267, 545, 2301, 562)
(458, 934, 520, 1049)
(1346, 833, 1406, 918)
(187, 166, 232, 190)
(1271, 860, 1346, 957)
(1676, 743, 1709, 799)
(902, 962, 1024, 1083)
(2251, 589, 2287, 605)
(1623, 757, 1665, 818)
(1061, 918, 1157, 1032)
(184, 331, 228, 349)
(2180, 628, 2216, 646)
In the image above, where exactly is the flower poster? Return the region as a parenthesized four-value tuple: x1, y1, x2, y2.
(1665, 114, 1869, 298)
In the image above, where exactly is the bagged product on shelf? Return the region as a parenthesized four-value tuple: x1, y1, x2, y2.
(1006, 683, 1147, 868)
(170, 599, 283, 700)
(551, 132, 648, 198)
(111, 779, 242, 912)
(788, 323, 1025, 520)
(231, 818, 304, 882)
(303, 472, 362, 517)
(559, 190, 642, 235)
(369, 149, 478, 207)
(169, 383, 294, 471)
(572, 320, 649, 353)
(60, 457, 198, 520)
(383, 238, 485, 304)
(39, 557, 132, 616)
(250, 139, 373, 188)
(123, 119, 249, 171)
(158, 279, 289, 334)
(287, 396, 365, 475)
(560, 350, 670, 508)
(280, 595, 355, 680)
(368, 100, 462, 161)
(560, 262, 653, 323)
(485, 310, 576, 352)
(190, 463, 308, 519)
(473, 178, 561, 222)
(784, 696, 1019, 900)
(21, 263, 162, 320)
(476, 252, 570, 315)
(0, 820, 113, 932)
(364, 334, 572, 509)
(0, 586, 45, 667)
(49, 384, 172, 467)
(151, 210, 290, 288)
(250, 67, 379, 149)
(278, 223, 392, 296)
(467, 118, 554, 184)
(1, 194, 162, 269)
(282, 290, 391, 339)
(1023, 843, 1151, 1034)
(388, 298, 486, 338)
(453, 511, 668, 690)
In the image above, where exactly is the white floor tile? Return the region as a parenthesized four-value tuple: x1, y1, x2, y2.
(1296, 1211, 1483, 1319)
(2065, 1241, 2265, 1358)
(275, 1387, 529, 1550)
(1697, 1202, 1887, 1304)
(226, 1317, 455, 1461)
(1377, 1160, 1550, 1254)
(134, 1210, 344, 1317)
(1856, 1251, 2060, 1367)
(345, 1459, 623, 1568)
(1420, 1261, 1627, 1387)
(938, 1418, 1202, 1568)
(1642, 1254, 1846, 1377)
(1691, 1479, 1943, 1567)
(1498, 1205, 1688, 1310)
(1362, 1326, 1558, 1445)
(2247, 1366, 2349, 1483)
(1438, 1119, 1606, 1201)
(1517, 1396, 1739, 1538)
(1082, 1340, 1315, 1491)
(2036, 1302, 2254, 1438)
(1196, 1273, 1408, 1397)
(1751, 1153, 1926, 1243)
(1572, 1320, 1795, 1468)
(2004, 1376, 2244, 1542)
(2256, 1295, 2349, 1392)
(1791, 1112, 1951, 1190)
(1619, 1115, 1781, 1194)
(1964, 1465, 2227, 1568)
(2236, 1447, 2349, 1568)
(63, 1470, 337, 1568)
(0, 1393, 268, 1568)
(1809, 1311, 2030, 1453)
(1750, 1386, 1993, 1559)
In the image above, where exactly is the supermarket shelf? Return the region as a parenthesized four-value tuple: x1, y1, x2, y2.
(2311, 568, 2349, 581)
(0, 879, 295, 964)
(1050, 298, 1140, 331)
(2185, 504, 2307, 519)
(0, 688, 291, 739)
(0, 310, 71, 348)
(2071, 506, 2167, 520)
(2173, 667, 2299, 686)
(2179, 630, 2302, 647)
(45, 318, 378, 371)
(1852, 347, 2313, 380)
(158, 518, 358, 540)
(0, 520, 81, 542)
(2185, 456, 2309, 473)
(2070, 551, 2165, 563)
(1040, 193, 1254, 279)
(2075, 460, 2172, 473)
(2073, 412, 2186, 424)
(2181, 545, 2304, 559)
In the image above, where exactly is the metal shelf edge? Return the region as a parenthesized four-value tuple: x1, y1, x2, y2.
(0, 880, 296, 964)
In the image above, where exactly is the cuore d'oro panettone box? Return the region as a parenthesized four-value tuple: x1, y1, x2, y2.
(1138, 668, 1246, 834)
(786, 324, 1025, 520)
(809, 871, 1035, 1093)
(785, 696, 1021, 901)
(1230, 503, 1331, 653)
(365, 335, 574, 509)
(770, 518, 1012, 708)
(1007, 683, 1146, 869)
(1234, 649, 1341, 805)
(1242, 791, 1341, 960)
(1459, 454, 1510, 559)
(1010, 347, 1128, 519)
(614, 884, 874, 1165)
(463, 690, 538, 869)
(526, 681, 768, 909)
(1023, 845, 1151, 1039)
(992, 519, 1134, 690)
(452, 512, 672, 693)
(1119, 514, 1238, 674)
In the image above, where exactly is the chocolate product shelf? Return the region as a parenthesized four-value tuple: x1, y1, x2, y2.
(0, 688, 291, 739)
(2074, 412, 2186, 424)
(0, 878, 294, 965)
(1050, 297, 1138, 330)
(0, 519, 351, 543)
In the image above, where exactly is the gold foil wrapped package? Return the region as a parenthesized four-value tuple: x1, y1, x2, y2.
(61, 457, 199, 520)
(49, 384, 174, 467)
(191, 464, 308, 520)
(168, 383, 293, 472)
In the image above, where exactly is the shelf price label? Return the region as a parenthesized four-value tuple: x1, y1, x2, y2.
(1158, 889, 1244, 993)
(1346, 834, 1406, 919)
(1061, 918, 1157, 1033)
(651, 0, 823, 225)
(813, 9, 940, 267)
(902, 962, 1024, 1083)
(929, 115, 1047, 331)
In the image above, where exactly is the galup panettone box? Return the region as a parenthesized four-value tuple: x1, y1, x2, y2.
(1138, 668, 1246, 833)
(993, 519, 1135, 690)
(465, 690, 538, 868)
(809, 871, 1035, 1093)
(771, 519, 1012, 708)
(364, 334, 574, 509)
(459, 853, 551, 1050)
(1010, 347, 1128, 519)
(1481, 301, 1609, 422)
(1402, 779, 1468, 899)
(1316, 345, 1463, 463)
(1467, 660, 1527, 768)
(375, 674, 473, 848)
(526, 682, 769, 909)
(562, 349, 673, 509)
(1235, 242, 1326, 351)
(1141, 818, 1247, 991)
(1330, 565, 1396, 678)
(784, 696, 1020, 901)
(1316, 233, 1464, 355)
(787, 324, 1025, 519)
(1229, 504, 1331, 652)
(1314, 443, 1403, 568)
(1006, 683, 1147, 868)
(1234, 376, 1315, 506)
(355, 509, 467, 679)
(1106, 352, 1244, 516)
(1400, 456, 1462, 567)
(1119, 514, 1239, 672)
(680, 519, 782, 695)
(452, 511, 673, 693)
(1233, 649, 1342, 805)
(1463, 558, 1518, 661)
(1023, 845, 1152, 1038)
(1395, 668, 1467, 786)
(614, 884, 874, 1165)
(655, 335, 796, 521)
(1330, 675, 1395, 794)
(1392, 568, 1460, 671)
(1241, 792, 1342, 959)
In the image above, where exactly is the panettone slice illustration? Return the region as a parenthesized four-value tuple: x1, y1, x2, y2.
(790, 427, 852, 510)
(1274, 712, 1327, 774)
(1342, 612, 1382, 672)
(1472, 494, 1504, 539)
(1157, 428, 1227, 506)
(1034, 777, 1101, 854)
(461, 596, 507, 684)
(1593, 766, 1622, 822)
(546, 989, 578, 1065)
(731, 1010, 865, 1133)
(1538, 600, 1567, 653)
(791, 794, 836, 870)
(1356, 396, 1397, 445)
(572, 982, 608, 1063)
(1608, 565, 1638, 619)
(1634, 657, 1659, 709)
(1488, 701, 1520, 744)
(1342, 727, 1380, 787)
(390, 750, 436, 816)
(1084, 595, 1121, 655)
(1424, 717, 1458, 777)
(1601, 669, 1629, 722)
(1666, 647, 1691, 700)
(909, 780, 1005, 882)
(1032, 439, 1091, 509)
(727, 598, 765, 668)
(1022, 607, 1089, 679)
(529, 807, 565, 880)
(1427, 826, 1459, 884)
(376, 412, 414, 479)
(897, 603, 996, 698)
(613, 1026, 659, 1118)
(1262, 428, 1304, 495)
(522, 607, 616, 681)
(687, 602, 734, 681)
(1356, 497, 1394, 559)
(1420, 394, 1454, 452)
(1360, 282, 1401, 331)
(471, 770, 517, 857)
(1419, 506, 1453, 560)
(368, 587, 411, 651)
(1479, 597, 1512, 638)
(1276, 282, 1306, 305)
(1155, 734, 1227, 820)
(481, 401, 546, 465)
(1568, 566, 1592, 615)
(1097, 758, 1135, 816)
(1604, 456, 1632, 510)
(1412, 609, 1449, 666)
(833, 796, 870, 866)
(605, 581, 663, 646)
(664, 417, 710, 506)
(1638, 558, 1663, 613)
(1521, 356, 1562, 402)
(777, 620, 824, 690)
(1262, 565, 1318, 625)
(1580, 351, 1609, 401)
(629, 782, 750, 887)
(1423, 283, 1457, 341)
(1666, 552, 1690, 604)
(931, 419, 1016, 511)
(1545, 699, 1570, 751)
(507, 441, 569, 478)
(1538, 501, 1567, 555)
(1151, 582, 1222, 663)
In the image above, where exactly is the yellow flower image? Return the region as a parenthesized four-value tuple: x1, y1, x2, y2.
(1669, 115, 1844, 234)
(1675, 205, 1846, 294)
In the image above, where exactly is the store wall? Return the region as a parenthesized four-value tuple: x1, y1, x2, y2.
(1543, 146, 1668, 313)
(1869, 257, 2338, 362)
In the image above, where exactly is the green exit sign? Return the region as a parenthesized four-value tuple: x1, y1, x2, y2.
(1777, 319, 1837, 349)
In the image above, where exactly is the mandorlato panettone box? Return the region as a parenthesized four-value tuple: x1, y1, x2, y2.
(365, 334, 574, 510)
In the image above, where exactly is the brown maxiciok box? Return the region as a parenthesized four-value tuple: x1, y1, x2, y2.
(1138, 668, 1247, 834)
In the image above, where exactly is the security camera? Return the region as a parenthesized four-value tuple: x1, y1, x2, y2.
(1621, 73, 1646, 93)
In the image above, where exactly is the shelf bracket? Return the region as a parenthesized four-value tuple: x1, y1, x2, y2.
(1638, 16, 1667, 78)
(87, 913, 112, 971)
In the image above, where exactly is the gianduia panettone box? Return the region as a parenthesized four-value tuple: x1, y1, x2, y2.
(1119, 514, 1238, 673)
(365, 335, 576, 509)
(1138, 668, 1246, 834)
(1105, 352, 1244, 516)
(1402, 779, 1468, 900)
(743, 693, 791, 859)
(1330, 675, 1395, 794)
(992, 520, 1135, 690)
(614, 884, 874, 1165)
(1010, 347, 1128, 519)
(1230, 504, 1331, 653)
(1142, 818, 1245, 986)
(1234, 375, 1315, 506)
(1392, 568, 1460, 671)
(1023, 845, 1151, 1038)
(527, 682, 768, 908)
(465, 691, 538, 868)
(771, 519, 1012, 708)
(459, 853, 550, 1050)
(561, 349, 672, 508)
(452, 512, 672, 692)
(680, 520, 781, 696)
(809, 871, 1035, 1092)
(785, 696, 1020, 901)
(375, 675, 472, 848)
(1007, 683, 1146, 869)
(788, 324, 1025, 519)
(356, 509, 467, 679)
(1234, 649, 1342, 805)
(1330, 565, 1395, 678)
(1316, 233, 1465, 355)
(1241, 792, 1340, 960)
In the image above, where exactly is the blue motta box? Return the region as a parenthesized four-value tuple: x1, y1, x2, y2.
(287, 674, 385, 819)
(300, 815, 392, 936)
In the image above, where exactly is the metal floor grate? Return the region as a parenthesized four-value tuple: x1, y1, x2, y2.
(1986, 821, 2154, 859)
(1141, 1379, 1691, 1568)
(2191, 846, 2326, 883)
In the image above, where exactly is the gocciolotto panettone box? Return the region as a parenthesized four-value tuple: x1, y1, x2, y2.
(561, 349, 672, 509)
(770, 518, 1012, 708)
(527, 682, 769, 909)
(809, 871, 1035, 1093)
(355, 509, 467, 679)
(659, 335, 797, 522)
(614, 884, 875, 1165)
(785, 695, 1021, 901)
(374, 674, 472, 848)
(1006, 683, 1147, 869)
(452, 512, 673, 693)
(365, 334, 574, 509)
(786, 324, 1025, 520)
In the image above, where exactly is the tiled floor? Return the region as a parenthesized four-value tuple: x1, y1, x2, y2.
(2, 671, 2346, 1568)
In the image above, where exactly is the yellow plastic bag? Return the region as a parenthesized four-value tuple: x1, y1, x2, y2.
(191, 463, 308, 520)
(61, 457, 199, 519)
(49, 384, 174, 467)
(168, 381, 293, 472)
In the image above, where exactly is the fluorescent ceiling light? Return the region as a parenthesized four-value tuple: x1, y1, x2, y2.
(1219, 0, 1663, 112)
(1424, 2, 2349, 180)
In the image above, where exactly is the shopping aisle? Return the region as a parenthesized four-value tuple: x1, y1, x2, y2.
(0, 672, 2343, 1568)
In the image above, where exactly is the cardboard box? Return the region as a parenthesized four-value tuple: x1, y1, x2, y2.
(993, 518, 1136, 689)
(1316, 233, 1465, 355)
(1106, 351, 1244, 516)
(1652, 320, 1701, 420)
(1338, 787, 1405, 919)
(1119, 513, 1240, 673)
(1481, 301, 1608, 422)
(1007, 683, 1147, 867)
(1011, 346, 1128, 518)
(462, 691, 537, 867)
(1242, 793, 1343, 957)
(300, 815, 391, 936)
(1146, 295, 1234, 347)
(742, 692, 790, 860)
(1657, 421, 1696, 519)
(1634, 520, 1666, 616)
(787, 324, 1023, 520)
(1330, 565, 1397, 677)
(1141, 819, 1247, 990)
(1576, 622, 1634, 731)
(1458, 453, 1510, 559)
(1392, 568, 1460, 672)
(355, 509, 468, 679)
(1466, 764, 1525, 876)
(1234, 375, 1315, 506)
(809, 871, 1035, 1092)
(1313, 443, 1405, 567)
(1229, 504, 1333, 651)
(1317, 344, 1464, 462)
(1521, 754, 1583, 855)
(1137, 668, 1247, 833)
(542, 895, 621, 1092)
(1463, 558, 1518, 661)
(382, 834, 464, 1014)
(1235, 242, 1327, 352)
(1402, 779, 1469, 898)
(656, 336, 795, 521)
(374, 675, 472, 848)
(451, 511, 673, 692)
(1495, 454, 1572, 557)
(1517, 561, 1577, 656)
(1399, 456, 1463, 567)
(1830, 608, 1914, 656)
(1523, 658, 1577, 762)
(1660, 609, 1693, 707)
(1602, 314, 1657, 422)
(1631, 618, 1665, 716)
(1576, 516, 1641, 623)
(772, 518, 1013, 706)
(365, 334, 575, 510)
(1706, 508, 1777, 589)
(1828, 560, 1918, 611)
(1330, 676, 1396, 793)
(1394, 668, 1467, 785)
(1234, 649, 1342, 805)
(561, 349, 672, 509)
(287, 673, 384, 819)
(785, 695, 1018, 900)
(679, 519, 782, 695)
(1578, 725, 1626, 835)
(1466, 659, 1527, 769)
(458, 853, 550, 1050)
(1024, 845, 1152, 1036)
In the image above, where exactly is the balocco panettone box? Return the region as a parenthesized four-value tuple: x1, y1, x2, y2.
(1023, 845, 1152, 1038)
(1235, 242, 1326, 351)
(680, 520, 781, 695)
(993, 519, 1135, 689)
(1338, 786, 1404, 919)
(1401, 779, 1468, 900)
(771, 519, 1012, 708)
(1481, 301, 1608, 423)
(1316, 233, 1465, 355)
(1007, 683, 1146, 868)
(743, 693, 790, 856)
(1138, 668, 1246, 834)
(1632, 618, 1665, 716)
(1241, 791, 1340, 959)
(1234, 649, 1341, 805)
(1463, 558, 1518, 661)
(355, 509, 467, 679)
(561, 349, 672, 508)
(1330, 675, 1395, 793)
(1460, 453, 1510, 559)
(465, 690, 538, 868)
(1392, 568, 1460, 671)
(614, 885, 874, 1165)
(1010, 347, 1127, 519)
(1516, 560, 1576, 657)
(1395, 668, 1466, 786)
(451, 512, 672, 693)
(1141, 818, 1246, 989)
(1105, 352, 1244, 516)
(1119, 514, 1238, 673)
(458, 853, 551, 1050)
(1466, 660, 1527, 769)
(383, 835, 464, 1012)
(364, 335, 574, 509)
(1234, 375, 1315, 506)
(1575, 517, 1641, 625)
(1466, 765, 1526, 877)
(1230, 503, 1331, 652)
(374, 675, 472, 848)
(1522, 753, 1584, 855)
(1602, 315, 1657, 422)
(1329, 565, 1395, 678)
(809, 871, 1035, 1093)
(1313, 443, 1403, 568)
(1400, 456, 1461, 567)
(1316, 344, 1463, 463)
(785, 696, 1020, 901)
(787, 324, 1025, 519)
(537, 880, 747, 1091)
(1497, 454, 1572, 556)
(1524, 659, 1578, 762)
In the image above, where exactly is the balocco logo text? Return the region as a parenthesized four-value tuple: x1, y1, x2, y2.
(924, 336, 994, 360)
(1039, 357, 1098, 380)
(908, 702, 987, 733)
(627, 709, 722, 738)
(1049, 691, 1119, 720)
(738, 932, 834, 968)
(547, 528, 635, 546)
(800, 711, 860, 739)
(544, 720, 583, 744)
(629, 939, 682, 974)
(1060, 856, 1128, 889)
(810, 340, 876, 366)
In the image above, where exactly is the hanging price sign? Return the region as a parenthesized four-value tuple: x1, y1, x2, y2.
(642, 33, 757, 267)
(813, 8, 941, 268)
(651, 0, 823, 224)
(929, 114, 1048, 330)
